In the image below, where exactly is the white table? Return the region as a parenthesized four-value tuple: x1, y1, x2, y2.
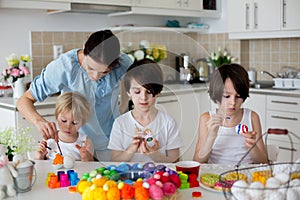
(8, 160, 233, 200)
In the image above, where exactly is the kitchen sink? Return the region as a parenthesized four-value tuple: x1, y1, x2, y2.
(251, 80, 274, 89)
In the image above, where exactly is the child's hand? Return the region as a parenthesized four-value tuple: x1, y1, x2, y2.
(34, 140, 48, 160)
(241, 131, 257, 148)
(126, 135, 142, 154)
(75, 141, 93, 162)
(207, 113, 225, 133)
(139, 138, 159, 154)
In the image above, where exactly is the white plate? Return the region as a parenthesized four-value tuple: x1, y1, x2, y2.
(200, 182, 223, 193)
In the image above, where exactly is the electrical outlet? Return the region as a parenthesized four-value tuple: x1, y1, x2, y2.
(53, 45, 63, 59)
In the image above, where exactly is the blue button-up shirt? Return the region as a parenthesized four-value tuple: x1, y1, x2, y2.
(30, 49, 132, 151)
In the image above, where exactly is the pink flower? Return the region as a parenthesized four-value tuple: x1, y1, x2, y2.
(19, 65, 30, 76)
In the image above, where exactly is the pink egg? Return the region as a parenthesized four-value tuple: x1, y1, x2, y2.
(149, 184, 164, 200)
(162, 182, 177, 196)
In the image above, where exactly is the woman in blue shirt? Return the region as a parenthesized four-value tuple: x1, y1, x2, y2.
(16, 30, 133, 161)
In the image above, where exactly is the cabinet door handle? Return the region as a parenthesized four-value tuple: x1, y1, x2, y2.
(282, 0, 287, 28)
(271, 100, 298, 105)
(245, 3, 250, 29)
(271, 115, 298, 121)
(254, 2, 258, 29)
(279, 146, 297, 152)
(157, 100, 178, 104)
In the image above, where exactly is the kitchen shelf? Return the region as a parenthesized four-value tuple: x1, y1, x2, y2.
(110, 26, 209, 33)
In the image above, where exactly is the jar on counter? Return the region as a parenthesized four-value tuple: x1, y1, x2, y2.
(0, 82, 13, 97)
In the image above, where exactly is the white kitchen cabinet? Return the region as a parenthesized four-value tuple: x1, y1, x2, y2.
(281, 0, 300, 30)
(228, 0, 280, 33)
(228, 0, 300, 39)
(265, 95, 300, 162)
(0, 0, 70, 11)
(70, 0, 131, 6)
(156, 88, 210, 161)
(132, 0, 202, 11)
(17, 106, 56, 143)
(0, 97, 56, 144)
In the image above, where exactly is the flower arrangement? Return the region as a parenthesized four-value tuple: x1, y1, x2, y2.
(0, 127, 36, 160)
(207, 47, 236, 68)
(2, 53, 31, 83)
(122, 40, 167, 63)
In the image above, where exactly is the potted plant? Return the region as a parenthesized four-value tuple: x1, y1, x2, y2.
(0, 127, 36, 162)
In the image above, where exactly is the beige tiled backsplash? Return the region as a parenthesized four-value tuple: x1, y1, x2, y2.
(31, 31, 300, 81)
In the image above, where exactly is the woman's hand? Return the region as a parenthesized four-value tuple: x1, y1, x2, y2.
(242, 131, 257, 148)
(36, 120, 58, 142)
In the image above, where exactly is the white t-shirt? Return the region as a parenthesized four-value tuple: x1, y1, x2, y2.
(47, 132, 88, 161)
(108, 110, 184, 162)
(208, 108, 254, 164)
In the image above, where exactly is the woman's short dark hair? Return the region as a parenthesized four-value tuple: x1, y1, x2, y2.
(209, 63, 250, 104)
(83, 30, 120, 68)
(124, 59, 163, 97)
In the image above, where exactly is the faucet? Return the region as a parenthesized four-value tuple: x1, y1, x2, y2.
(260, 70, 276, 79)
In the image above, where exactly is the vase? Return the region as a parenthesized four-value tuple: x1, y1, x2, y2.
(13, 78, 26, 99)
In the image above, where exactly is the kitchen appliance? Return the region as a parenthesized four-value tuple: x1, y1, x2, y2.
(247, 69, 256, 85)
(175, 54, 193, 84)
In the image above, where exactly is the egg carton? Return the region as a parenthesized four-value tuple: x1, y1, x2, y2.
(273, 78, 300, 89)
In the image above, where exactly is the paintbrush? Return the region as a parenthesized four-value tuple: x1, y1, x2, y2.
(56, 141, 63, 155)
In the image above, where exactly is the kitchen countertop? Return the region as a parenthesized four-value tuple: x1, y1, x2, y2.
(1, 84, 300, 109)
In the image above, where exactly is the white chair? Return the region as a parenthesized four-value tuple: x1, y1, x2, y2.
(266, 145, 280, 163)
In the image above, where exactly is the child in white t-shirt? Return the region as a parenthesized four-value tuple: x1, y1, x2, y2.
(108, 58, 184, 163)
(35, 91, 94, 161)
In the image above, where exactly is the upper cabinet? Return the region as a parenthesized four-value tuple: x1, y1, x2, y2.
(282, 0, 300, 30)
(0, 0, 70, 12)
(132, 0, 202, 11)
(228, 0, 300, 39)
(0, 0, 221, 18)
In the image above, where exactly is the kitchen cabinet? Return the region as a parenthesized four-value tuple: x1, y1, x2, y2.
(281, 0, 300, 30)
(132, 0, 202, 11)
(228, 0, 280, 33)
(265, 95, 300, 162)
(0, 97, 56, 144)
(109, 0, 221, 18)
(0, 0, 70, 12)
(228, 0, 300, 39)
(70, 0, 131, 6)
(156, 87, 210, 161)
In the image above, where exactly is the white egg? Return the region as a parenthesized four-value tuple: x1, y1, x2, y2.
(246, 181, 264, 199)
(231, 180, 248, 195)
(290, 179, 300, 195)
(263, 190, 284, 200)
(63, 155, 74, 169)
(52, 164, 63, 169)
(274, 173, 289, 184)
(286, 188, 299, 200)
(265, 177, 281, 188)
(233, 192, 250, 200)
